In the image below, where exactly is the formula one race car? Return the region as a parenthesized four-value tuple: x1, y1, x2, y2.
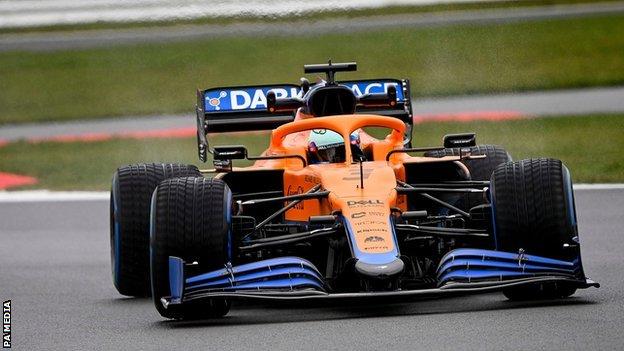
(110, 62, 598, 319)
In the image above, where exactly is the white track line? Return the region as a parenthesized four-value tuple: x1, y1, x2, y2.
(572, 184, 624, 190)
(0, 184, 622, 202)
(0, 190, 109, 202)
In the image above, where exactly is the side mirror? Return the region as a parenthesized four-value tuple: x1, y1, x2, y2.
(267, 90, 304, 113)
(213, 145, 248, 160)
(443, 133, 476, 148)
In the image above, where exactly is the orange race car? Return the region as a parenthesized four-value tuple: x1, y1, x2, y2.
(109, 62, 598, 320)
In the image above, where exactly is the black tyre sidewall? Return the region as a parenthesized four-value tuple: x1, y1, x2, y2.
(463, 145, 512, 181)
(110, 173, 122, 293)
(425, 145, 511, 210)
(110, 163, 201, 297)
(492, 159, 575, 259)
(424, 144, 512, 181)
(150, 177, 232, 319)
(491, 158, 579, 300)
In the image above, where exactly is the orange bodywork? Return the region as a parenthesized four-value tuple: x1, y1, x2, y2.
(218, 113, 464, 257)
(252, 114, 405, 255)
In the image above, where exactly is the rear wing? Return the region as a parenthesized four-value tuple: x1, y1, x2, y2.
(196, 79, 413, 161)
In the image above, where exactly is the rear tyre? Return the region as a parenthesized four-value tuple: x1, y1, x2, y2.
(110, 163, 201, 296)
(424, 144, 511, 181)
(425, 144, 511, 208)
(150, 177, 232, 319)
(491, 158, 579, 300)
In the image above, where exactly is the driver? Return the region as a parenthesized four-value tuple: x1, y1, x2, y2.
(307, 129, 363, 164)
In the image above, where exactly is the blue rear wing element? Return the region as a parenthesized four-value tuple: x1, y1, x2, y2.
(195, 78, 413, 162)
(196, 79, 412, 133)
(203, 80, 406, 113)
(204, 84, 300, 113)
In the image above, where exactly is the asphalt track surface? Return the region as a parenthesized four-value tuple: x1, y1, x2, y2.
(0, 188, 621, 350)
(1, 86, 623, 143)
(2, 1, 624, 52)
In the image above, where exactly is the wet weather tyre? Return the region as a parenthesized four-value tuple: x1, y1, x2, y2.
(490, 158, 579, 300)
(110, 163, 202, 297)
(424, 144, 512, 181)
(150, 177, 232, 320)
(425, 144, 511, 209)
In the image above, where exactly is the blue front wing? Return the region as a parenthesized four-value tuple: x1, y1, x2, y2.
(162, 248, 598, 308)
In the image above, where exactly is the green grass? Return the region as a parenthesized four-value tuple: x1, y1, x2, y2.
(1, 14, 624, 125)
(0, 0, 614, 34)
(1, 115, 622, 190)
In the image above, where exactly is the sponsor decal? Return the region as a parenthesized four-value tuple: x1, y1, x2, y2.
(286, 185, 305, 210)
(304, 175, 320, 184)
(205, 86, 299, 112)
(217, 151, 242, 156)
(364, 236, 385, 243)
(351, 211, 366, 219)
(3, 300, 9, 349)
(449, 138, 472, 145)
(348, 168, 372, 175)
(342, 168, 373, 181)
(356, 228, 388, 234)
(352, 220, 386, 226)
(204, 80, 404, 112)
(364, 245, 389, 251)
(206, 91, 227, 111)
(347, 199, 383, 207)
(346, 82, 400, 97)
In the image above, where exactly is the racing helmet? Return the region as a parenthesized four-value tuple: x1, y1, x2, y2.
(307, 129, 361, 164)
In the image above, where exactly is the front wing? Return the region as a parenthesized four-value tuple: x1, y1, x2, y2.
(161, 249, 599, 308)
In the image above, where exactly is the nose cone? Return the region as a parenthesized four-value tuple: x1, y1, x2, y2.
(355, 257, 404, 278)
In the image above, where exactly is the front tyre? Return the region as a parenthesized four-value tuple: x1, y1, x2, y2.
(110, 163, 201, 296)
(150, 177, 232, 319)
(491, 158, 579, 300)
